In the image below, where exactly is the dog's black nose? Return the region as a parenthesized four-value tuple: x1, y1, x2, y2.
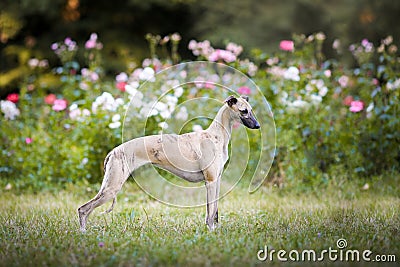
(253, 121, 260, 129)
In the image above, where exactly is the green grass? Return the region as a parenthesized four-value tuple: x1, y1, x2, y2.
(0, 178, 399, 267)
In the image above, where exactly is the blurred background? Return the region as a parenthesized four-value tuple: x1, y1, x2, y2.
(1, 0, 400, 96)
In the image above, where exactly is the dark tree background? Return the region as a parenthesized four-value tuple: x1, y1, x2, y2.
(1, 0, 400, 94)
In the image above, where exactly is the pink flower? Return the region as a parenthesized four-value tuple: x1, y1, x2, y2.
(116, 82, 127, 92)
(349, 100, 364, 112)
(52, 99, 68, 111)
(51, 43, 58, 51)
(64, 37, 73, 46)
(98, 242, 105, 248)
(338, 75, 349, 87)
(85, 33, 102, 50)
(115, 72, 128, 83)
(279, 40, 294, 52)
(6, 93, 19, 103)
(237, 86, 251, 95)
(208, 49, 236, 63)
(45, 94, 57, 105)
(324, 70, 332, 78)
(204, 82, 215, 89)
(85, 40, 96, 49)
(90, 72, 99, 81)
(25, 137, 32, 144)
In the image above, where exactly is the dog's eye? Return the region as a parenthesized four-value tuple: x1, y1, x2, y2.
(240, 109, 248, 114)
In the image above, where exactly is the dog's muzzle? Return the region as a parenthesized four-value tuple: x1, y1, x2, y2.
(241, 117, 260, 129)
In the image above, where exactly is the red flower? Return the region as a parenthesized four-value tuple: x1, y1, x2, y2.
(116, 82, 127, 92)
(343, 95, 354, 106)
(6, 93, 19, 103)
(45, 94, 57, 105)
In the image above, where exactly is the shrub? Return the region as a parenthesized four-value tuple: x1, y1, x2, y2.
(1, 32, 399, 192)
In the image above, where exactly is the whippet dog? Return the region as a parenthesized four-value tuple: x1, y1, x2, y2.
(78, 95, 260, 231)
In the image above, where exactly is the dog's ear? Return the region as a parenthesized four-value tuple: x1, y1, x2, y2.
(225, 95, 238, 107)
(240, 95, 249, 102)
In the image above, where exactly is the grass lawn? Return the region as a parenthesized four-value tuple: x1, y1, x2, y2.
(0, 176, 399, 267)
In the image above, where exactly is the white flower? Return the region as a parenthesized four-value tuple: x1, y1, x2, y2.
(386, 79, 400, 90)
(287, 99, 310, 113)
(158, 121, 169, 129)
(268, 66, 286, 77)
(69, 108, 81, 120)
(170, 33, 181, 42)
(109, 113, 122, 128)
(69, 104, 91, 122)
(291, 99, 309, 108)
(112, 114, 121, 122)
(125, 85, 137, 97)
(315, 32, 326, 41)
(192, 124, 203, 132)
(127, 88, 144, 109)
(305, 83, 313, 92)
(366, 102, 374, 119)
(109, 121, 121, 129)
(28, 58, 39, 68)
(116, 72, 128, 82)
(82, 109, 90, 116)
(284, 66, 300, 81)
(139, 67, 155, 82)
(81, 157, 89, 165)
(140, 103, 158, 118)
(166, 95, 178, 111)
(155, 102, 168, 112)
(319, 86, 328, 97)
(92, 92, 124, 113)
(310, 94, 323, 105)
(179, 70, 187, 79)
(1, 100, 20, 120)
(312, 79, 324, 89)
(176, 106, 188, 121)
(174, 86, 184, 97)
(160, 110, 171, 119)
(279, 91, 289, 105)
(366, 102, 374, 113)
(69, 103, 78, 111)
(115, 98, 124, 106)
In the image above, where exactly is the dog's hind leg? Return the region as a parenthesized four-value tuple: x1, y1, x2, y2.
(78, 148, 132, 232)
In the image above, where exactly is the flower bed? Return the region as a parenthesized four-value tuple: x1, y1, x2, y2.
(1, 32, 399, 191)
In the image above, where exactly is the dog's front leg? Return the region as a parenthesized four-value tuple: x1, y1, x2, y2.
(205, 176, 220, 231)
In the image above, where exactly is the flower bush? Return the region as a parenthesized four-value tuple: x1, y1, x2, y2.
(1, 31, 399, 191)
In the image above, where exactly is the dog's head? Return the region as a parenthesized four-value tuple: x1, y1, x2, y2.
(225, 95, 260, 129)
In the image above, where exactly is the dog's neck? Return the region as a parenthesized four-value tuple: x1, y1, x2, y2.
(207, 104, 234, 145)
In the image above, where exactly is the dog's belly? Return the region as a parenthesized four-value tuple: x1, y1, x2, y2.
(153, 164, 205, 182)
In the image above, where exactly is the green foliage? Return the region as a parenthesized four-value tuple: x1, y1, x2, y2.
(0, 11, 23, 43)
(251, 32, 399, 185)
(0, 32, 399, 192)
